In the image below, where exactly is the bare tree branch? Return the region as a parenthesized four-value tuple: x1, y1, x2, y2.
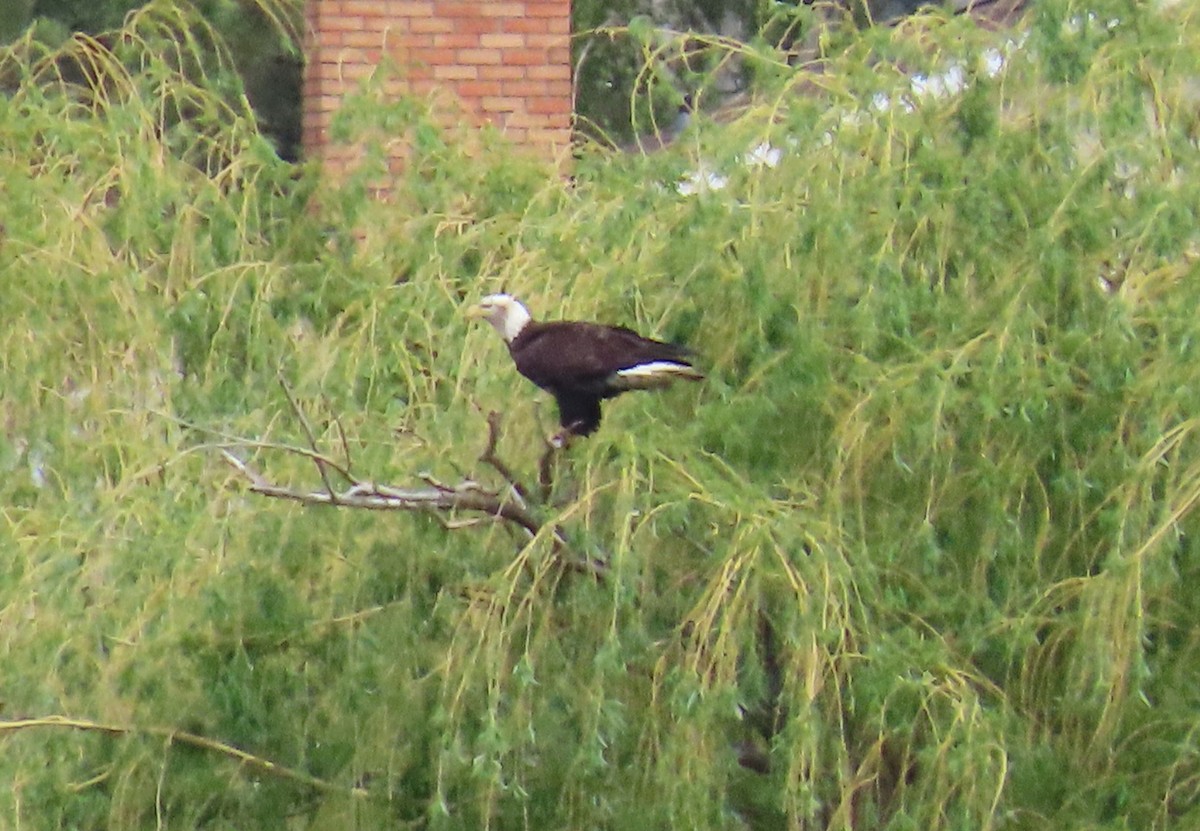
(221, 450, 548, 541)
(219, 412, 607, 578)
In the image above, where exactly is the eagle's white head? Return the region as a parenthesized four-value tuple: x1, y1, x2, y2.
(471, 293, 532, 343)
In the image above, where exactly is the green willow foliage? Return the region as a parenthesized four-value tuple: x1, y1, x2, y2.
(3, 1, 1200, 829)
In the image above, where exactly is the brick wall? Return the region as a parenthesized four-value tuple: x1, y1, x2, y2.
(303, 0, 573, 172)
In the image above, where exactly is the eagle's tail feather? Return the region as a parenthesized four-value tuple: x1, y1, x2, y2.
(613, 361, 704, 390)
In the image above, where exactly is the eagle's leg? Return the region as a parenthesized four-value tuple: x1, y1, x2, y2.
(551, 394, 602, 440)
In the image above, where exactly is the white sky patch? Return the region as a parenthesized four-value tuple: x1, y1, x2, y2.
(744, 142, 782, 168)
(910, 63, 967, 99)
(982, 47, 1006, 77)
(676, 166, 729, 195)
(1065, 12, 1122, 34)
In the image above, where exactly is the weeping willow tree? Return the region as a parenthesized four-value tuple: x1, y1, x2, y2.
(3, 0, 1200, 829)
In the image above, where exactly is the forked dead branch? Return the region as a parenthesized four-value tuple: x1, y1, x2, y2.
(220, 385, 605, 577)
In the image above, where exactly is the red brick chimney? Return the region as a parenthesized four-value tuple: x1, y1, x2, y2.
(302, 1, 572, 173)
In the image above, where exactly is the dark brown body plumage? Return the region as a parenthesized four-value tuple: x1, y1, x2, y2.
(508, 320, 699, 435)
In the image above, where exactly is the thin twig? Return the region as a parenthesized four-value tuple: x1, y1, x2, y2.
(329, 401, 353, 473)
(418, 471, 488, 495)
(278, 374, 338, 500)
(145, 409, 358, 480)
(221, 450, 269, 487)
(430, 515, 491, 531)
(0, 715, 368, 799)
(224, 441, 357, 484)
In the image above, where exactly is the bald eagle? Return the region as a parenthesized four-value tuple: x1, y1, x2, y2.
(470, 294, 703, 437)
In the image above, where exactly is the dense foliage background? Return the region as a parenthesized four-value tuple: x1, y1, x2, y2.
(4, 1, 1200, 829)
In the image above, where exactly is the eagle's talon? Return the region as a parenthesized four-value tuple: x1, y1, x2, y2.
(549, 426, 583, 449)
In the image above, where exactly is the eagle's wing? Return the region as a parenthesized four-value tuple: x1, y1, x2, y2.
(512, 322, 696, 393)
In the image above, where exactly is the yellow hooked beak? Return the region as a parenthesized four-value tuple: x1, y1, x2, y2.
(465, 302, 490, 320)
